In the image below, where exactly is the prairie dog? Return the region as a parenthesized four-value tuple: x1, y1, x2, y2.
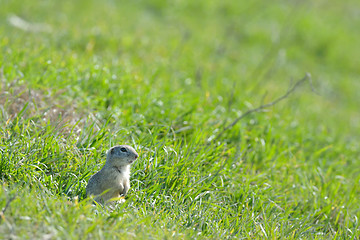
(86, 145, 139, 204)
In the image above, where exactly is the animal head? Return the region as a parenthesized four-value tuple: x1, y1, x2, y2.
(106, 145, 139, 166)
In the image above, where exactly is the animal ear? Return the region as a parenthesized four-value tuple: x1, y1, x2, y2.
(110, 148, 115, 155)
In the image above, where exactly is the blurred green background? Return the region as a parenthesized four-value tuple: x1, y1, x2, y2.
(1, 0, 359, 139)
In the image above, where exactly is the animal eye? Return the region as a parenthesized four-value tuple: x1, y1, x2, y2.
(120, 147, 127, 152)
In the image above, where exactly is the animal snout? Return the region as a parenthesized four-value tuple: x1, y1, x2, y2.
(135, 154, 139, 159)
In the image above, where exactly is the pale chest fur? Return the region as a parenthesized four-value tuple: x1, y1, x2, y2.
(101, 164, 130, 187)
(114, 165, 130, 184)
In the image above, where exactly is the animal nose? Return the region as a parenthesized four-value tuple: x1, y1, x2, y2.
(135, 154, 138, 159)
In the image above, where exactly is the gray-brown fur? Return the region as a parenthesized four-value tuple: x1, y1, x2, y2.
(86, 145, 138, 204)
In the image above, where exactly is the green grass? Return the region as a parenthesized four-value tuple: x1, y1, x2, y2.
(0, 0, 359, 239)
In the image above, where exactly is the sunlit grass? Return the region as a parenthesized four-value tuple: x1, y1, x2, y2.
(0, 0, 359, 239)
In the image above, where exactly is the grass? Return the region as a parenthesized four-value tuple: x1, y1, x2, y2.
(0, 0, 359, 239)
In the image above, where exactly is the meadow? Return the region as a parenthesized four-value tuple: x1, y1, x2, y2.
(0, 0, 359, 239)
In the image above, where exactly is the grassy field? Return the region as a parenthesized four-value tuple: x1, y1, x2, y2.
(1, 0, 359, 239)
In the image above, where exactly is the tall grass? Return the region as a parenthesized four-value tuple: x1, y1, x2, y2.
(1, 0, 359, 239)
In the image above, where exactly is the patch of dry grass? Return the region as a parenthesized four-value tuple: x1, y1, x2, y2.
(0, 67, 93, 137)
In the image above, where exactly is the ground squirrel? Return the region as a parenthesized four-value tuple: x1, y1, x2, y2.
(86, 145, 139, 204)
